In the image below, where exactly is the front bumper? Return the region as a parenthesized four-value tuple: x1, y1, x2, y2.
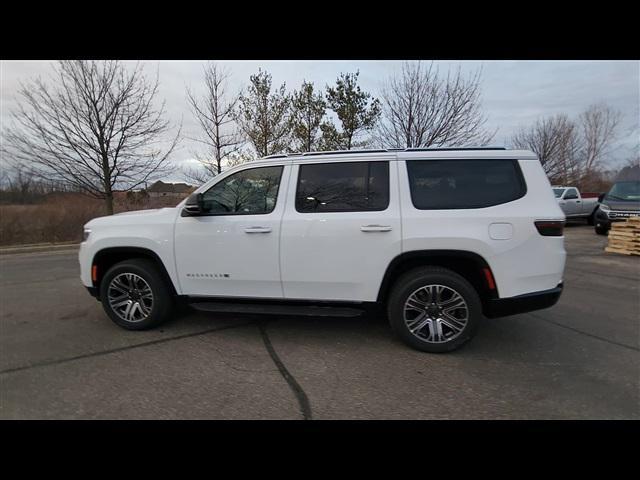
(484, 283, 563, 319)
(595, 209, 639, 230)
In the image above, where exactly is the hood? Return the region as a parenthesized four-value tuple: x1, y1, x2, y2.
(85, 207, 178, 228)
(602, 200, 640, 212)
(113, 208, 163, 216)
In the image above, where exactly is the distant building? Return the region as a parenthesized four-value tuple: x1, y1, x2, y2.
(146, 181, 195, 198)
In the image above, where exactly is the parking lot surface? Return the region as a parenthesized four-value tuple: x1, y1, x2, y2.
(1, 223, 638, 419)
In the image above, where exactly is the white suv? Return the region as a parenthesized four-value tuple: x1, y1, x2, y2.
(79, 148, 566, 352)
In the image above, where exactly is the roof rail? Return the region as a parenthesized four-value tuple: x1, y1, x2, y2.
(404, 147, 506, 152)
(302, 149, 388, 156)
(260, 146, 510, 160)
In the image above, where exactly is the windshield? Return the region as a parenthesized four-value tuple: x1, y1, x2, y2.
(553, 188, 565, 198)
(605, 181, 640, 202)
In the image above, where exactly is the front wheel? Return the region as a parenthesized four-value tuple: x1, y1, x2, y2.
(100, 258, 174, 330)
(387, 267, 482, 353)
(595, 225, 608, 235)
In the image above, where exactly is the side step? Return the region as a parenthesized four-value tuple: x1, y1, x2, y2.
(190, 302, 364, 318)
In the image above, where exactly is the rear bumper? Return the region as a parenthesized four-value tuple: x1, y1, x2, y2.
(484, 283, 563, 319)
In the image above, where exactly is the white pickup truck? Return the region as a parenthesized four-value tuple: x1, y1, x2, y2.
(552, 186, 600, 225)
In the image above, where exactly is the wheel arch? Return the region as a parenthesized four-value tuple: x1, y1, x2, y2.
(377, 250, 499, 313)
(91, 247, 178, 296)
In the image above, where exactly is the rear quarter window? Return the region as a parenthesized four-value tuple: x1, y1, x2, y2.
(406, 159, 526, 210)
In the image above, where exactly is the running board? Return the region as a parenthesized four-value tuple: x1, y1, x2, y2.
(190, 302, 364, 317)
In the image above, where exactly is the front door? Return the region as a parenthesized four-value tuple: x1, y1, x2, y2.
(562, 188, 580, 216)
(174, 163, 289, 298)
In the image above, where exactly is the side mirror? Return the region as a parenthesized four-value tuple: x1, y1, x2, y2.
(182, 192, 205, 216)
(598, 193, 605, 203)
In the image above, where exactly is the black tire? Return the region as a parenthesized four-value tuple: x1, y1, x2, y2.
(387, 267, 482, 353)
(595, 225, 608, 235)
(99, 258, 174, 330)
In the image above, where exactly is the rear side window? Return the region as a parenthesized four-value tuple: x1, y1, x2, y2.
(296, 161, 389, 213)
(406, 159, 526, 210)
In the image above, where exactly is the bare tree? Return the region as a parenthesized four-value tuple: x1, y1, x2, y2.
(377, 62, 496, 149)
(511, 114, 579, 183)
(182, 150, 256, 184)
(1, 61, 180, 214)
(184, 63, 242, 183)
(579, 103, 622, 176)
(511, 104, 622, 187)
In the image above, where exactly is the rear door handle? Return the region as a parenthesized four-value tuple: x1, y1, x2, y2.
(360, 225, 392, 232)
(244, 226, 272, 233)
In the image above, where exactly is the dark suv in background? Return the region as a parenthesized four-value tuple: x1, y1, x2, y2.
(594, 165, 640, 234)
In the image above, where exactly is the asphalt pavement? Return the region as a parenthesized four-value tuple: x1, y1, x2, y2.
(1, 223, 638, 419)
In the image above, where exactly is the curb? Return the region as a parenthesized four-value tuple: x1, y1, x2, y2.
(0, 243, 80, 256)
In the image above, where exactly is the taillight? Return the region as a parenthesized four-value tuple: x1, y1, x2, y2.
(535, 220, 565, 236)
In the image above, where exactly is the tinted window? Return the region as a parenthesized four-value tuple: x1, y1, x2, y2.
(406, 160, 526, 210)
(296, 161, 389, 213)
(201, 166, 283, 215)
(553, 188, 565, 198)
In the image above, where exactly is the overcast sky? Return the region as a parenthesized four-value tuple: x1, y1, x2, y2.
(1, 60, 638, 183)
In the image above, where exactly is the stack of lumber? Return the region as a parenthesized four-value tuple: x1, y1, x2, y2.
(605, 216, 640, 256)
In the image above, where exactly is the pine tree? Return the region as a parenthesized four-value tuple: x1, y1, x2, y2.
(234, 69, 291, 157)
(289, 81, 327, 152)
(323, 71, 381, 150)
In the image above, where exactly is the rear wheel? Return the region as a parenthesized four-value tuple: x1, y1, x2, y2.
(100, 258, 174, 330)
(387, 267, 482, 353)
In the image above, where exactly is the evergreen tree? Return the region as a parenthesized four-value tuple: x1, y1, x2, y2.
(323, 71, 381, 150)
(289, 81, 327, 152)
(235, 69, 291, 157)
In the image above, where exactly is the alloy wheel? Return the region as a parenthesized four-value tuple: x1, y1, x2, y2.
(403, 284, 469, 343)
(107, 273, 154, 323)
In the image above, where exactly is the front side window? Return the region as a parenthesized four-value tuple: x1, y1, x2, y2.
(201, 165, 283, 215)
(295, 161, 390, 213)
(564, 188, 578, 200)
(406, 159, 526, 210)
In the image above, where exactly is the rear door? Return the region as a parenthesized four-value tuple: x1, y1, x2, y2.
(280, 156, 401, 302)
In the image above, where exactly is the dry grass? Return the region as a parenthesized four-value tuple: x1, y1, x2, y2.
(0, 193, 184, 246)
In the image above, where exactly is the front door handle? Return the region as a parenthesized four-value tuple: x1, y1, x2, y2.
(361, 225, 392, 232)
(244, 226, 272, 234)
